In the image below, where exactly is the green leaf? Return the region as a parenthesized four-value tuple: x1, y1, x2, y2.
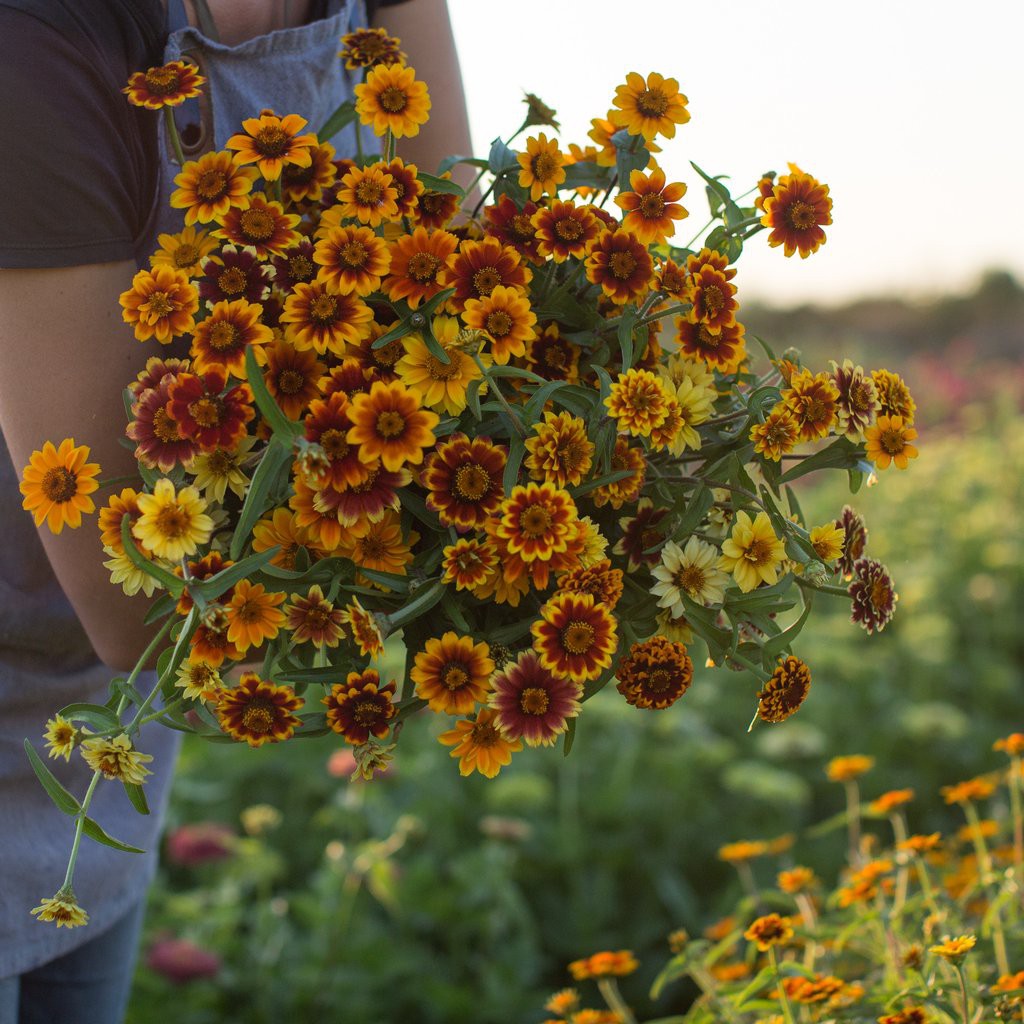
(120, 518, 184, 596)
(381, 580, 446, 630)
(778, 436, 863, 484)
(142, 592, 177, 625)
(229, 438, 292, 561)
(523, 379, 568, 425)
(488, 615, 536, 646)
(437, 154, 488, 175)
(760, 593, 813, 662)
(398, 488, 444, 533)
(417, 172, 465, 197)
(674, 484, 714, 539)
(189, 546, 280, 604)
(441, 590, 471, 634)
(503, 436, 526, 495)
(487, 364, 547, 383)
(488, 137, 518, 174)
(612, 128, 649, 186)
(122, 781, 150, 815)
(569, 468, 634, 499)
(81, 815, 145, 854)
(371, 315, 414, 350)
(57, 703, 121, 732)
(562, 160, 614, 191)
(465, 376, 484, 421)
(245, 345, 302, 442)
(358, 568, 411, 594)
(732, 964, 776, 1009)
(318, 100, 357, 141)
(649, 941, 711, 999)
(617, 303, 638, 371)
(562, 717, 577, 757)
(23, 739, 80, 815)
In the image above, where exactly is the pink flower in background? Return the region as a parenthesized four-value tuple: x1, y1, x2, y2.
(147, 936, 221, 984)
(165, 822, 235, 866)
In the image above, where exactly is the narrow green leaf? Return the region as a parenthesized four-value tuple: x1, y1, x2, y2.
(487, 364, 547, 383)
(381, 580, 446, 630)
(562, 716, 577, 757)
(441, 590, 471, 634)
(488, 136, 518, 174)
(398, 488, 444, 532)
(245, 345, 302, 442)
(371, 316, 414, 349)
(569, 468, 634, 499)
(122, 781, 150, 815)
(466, 376, 484, 421)
(617, 303, 638, 371)
(358, 568, 411, 594)
(761, 593, 813, 662)
(229, 438, 292, 561)
(503, 436, 526, 495)
(57, 703, 121, 732)
(81, 815, 145, 854)
(318, 100, 357, 141)
(437, 154, 488, 175)
(417, 172, 465, 197)
(732, 965, 776, 1009)
(189, 546, 280, 603)
(523, 379, 568, 424)
(674, 484, 714, 539)
(778, 436, 862, 484)
(23, 739, 80, 815)
(143, 592, 178, 625)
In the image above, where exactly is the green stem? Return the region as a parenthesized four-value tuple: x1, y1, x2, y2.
(383, 128, 395, 164)
(845, 779, 862, 865)
(596, 978, 637, 1024)
(639, 302, 690, 326)
(954, 963, 971, 1024)
(62, 771, 102, 890)
(769, 947, 797, 1024)
(125, 610, 196, 735)
(914, 857, 943, 918)
(962, 801, 1010, 975)
(96, 474, 141, 490)
(163, 106, 186, 167)
(793, 576, 850, 598)
(1009, 755, 1024, 908)
(473, 356, 527, 438)
(892, 812, 911, 916)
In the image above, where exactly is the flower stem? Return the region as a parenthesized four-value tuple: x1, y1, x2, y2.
(163, 106, 186, 167)
(62, 771, 102, 891)
(769, 947, 797, 1024)
(954, 962, 971, 1024)
(473, 355, 527, 438)
(962, 801, 1010, 976)
(845, 779, 862, 865)
(1009, 755, 1024, 908)
(596, 978, 637, 1024)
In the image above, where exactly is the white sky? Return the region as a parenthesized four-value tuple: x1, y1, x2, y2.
(447, 0, 1024, 306)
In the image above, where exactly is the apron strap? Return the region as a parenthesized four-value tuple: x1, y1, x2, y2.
(166, 0, 222, 42)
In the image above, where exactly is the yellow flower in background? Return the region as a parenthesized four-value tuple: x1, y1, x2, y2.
(81, 734, 153, 785)
(610, 71, 690, 141)
(354, 62, 431, 138)
(19, 438, 100, 535)
(132, 478, 214, 561)
(718, 840, 768, 864)
(718, 510, 786, 593)
(31, 890, 89, 929)
(517, 133, 566, 201)
(929, 935, 976, 964)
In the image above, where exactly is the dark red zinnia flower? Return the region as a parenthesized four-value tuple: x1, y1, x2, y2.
(849, 557, 897, 635)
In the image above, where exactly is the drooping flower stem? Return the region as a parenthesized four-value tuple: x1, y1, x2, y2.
(61, 771, 102, 892)
(954, 962, 972, 1024)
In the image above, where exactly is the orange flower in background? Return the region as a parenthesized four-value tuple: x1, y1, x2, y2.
(383, 226, 459, 308)
(334, 508, 415, 575)
(531, 591, 618, 684)
(826, 755, 874, 782)
(191, 298, 273, 378)
(354, 62, 431, 138)
(281, 280, 373, 356)
(123, 60, 204, 108)
(216, 674, 303, 747)
(864, 415, 919, 470)
(611, 71, 690, 141)
(517, 133, 566, 201)
(171, 151, 258, 226)
(20, 439, 101, 535)
(615, 167, 688, 245)
(438, 709, 522, 779)
(225, 111, 317, 181)
(870, 789, 915, 815)
(461, 284, 537, 364)
(213, 193, 301, 257)
(941, 776, 997, 804)
(761, 166, 833, 258)
(329, 162, 400, 227)
(994, 734, 1024, 757)
(585, 229, 653, 305)
(119, 266, 198, 343)
(411, 632, 495, 715)
(531, 201, 601, 263)
(744, 913, 793, 951)
(345, 380, 439, 471)
(440, 237, 532, 312)
(314, 225, 391, 296)
(150, 226, 218, 278)
(422, 433, 507, 530)
(225, 579, 287, 653)
(568, 951, 639, 981)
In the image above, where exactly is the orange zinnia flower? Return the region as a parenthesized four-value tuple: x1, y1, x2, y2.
(686, 263, 739, 334)
(524, 410, 594, 488)
(252, 507, 316, 570)
(345, 380, 439, 471)
(517, 133, 566, 201)
(615, 167, 688, 245)
(281, 140, 338, 205)
(675, 318, 746, 373)
(334, 508, 414, 575)
(225, 111, 318, 182)
(20, 438, 100, 534)
(212, 193, 301, 258)
(380, 156, 424, 218)
(864, 415, 919, 471)
(119, 266, 198, 344)
(216, 674, 303, 747)
(339, 27, 406, 70)
(439, 237, 532, 312)
(605, 368, 671, 436)
(191, 298, 273, 379)
(495, 482, 577, 563)
(280, 280, 373, 357)
(354, 62, 431, 138)
(585, 229, 653, 305)
(166, 369, 255, 452)
(616, 636, 693, 710)
(783, 369, 840, 443)
(123, 60, 204, 109)
(415, 173, 461, 230)
(531, 201, 601, 263)
(761, 166, 833, 258)
(171, 151, 258, 226)
(149, 225, 218, 278)
(382, 226, 459, 308)
(261, 337, 324, 420)
(441, 537, 500, 590)
(225, 579, 287, 653)
(339, 597, 385, 657)
(591, 437, 646, 509)
(461, 284, 537, 364)
(610, 71, 690, 141)
(328, 162, 400, 227)
(323, 669, 397, 745)
(303, 391, 374, 491)
(411, 632, 495, 715)
(438, 709, 522, 779)
(531, 591, 618, 685)
(314, 225, 391, 296)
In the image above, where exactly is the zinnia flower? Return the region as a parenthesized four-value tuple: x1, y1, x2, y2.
(615, 167, 688, 245)
(651, 536, 729, 614)
(757, 656, 812, 723)
(488, 650, 581, 747)
(585, 229, 653, 305)
(132, 478, 214, 561)
(531, 591, 618, 684)
(783, 369, 839, 442)
(411, 632, 495, 715)
(225, 579, 287, 653)
(213, 193, 301, 257)
(718, 511, 786, 593)
(328, 162, 400, 227)
(383, 226, 459, 307)
(461, 284, 537, 365)
(438, 709, 522, 778)
(744, 913, 793, 951)
(191, 298, 273, 378)
(864, 415, 919, 470)
(149, 225, 218, 278)
(826, 755, 874, 782)
(171, 151, 258, 226)
(216, 674, 303, 747)
(80, 734, 153, 785)
(31, 890, 88, 929)
(354, 62, 431, 138)
(615, 636, 693, 710)
(339, 27, 405, 69)
(423, 434, 507, 529)
(314, 225, 391, 296)
(531, 201, 601, 263)
(604, 368, 671, 437)
(848, 557, 898, 634)
(123, 60, 204, 108)
(610, 71, 690, 141)
(281, 280, 373, 357)
(323, 669, 397, 744)
(516, 133, 566, 201)
(440, 236, 532, 312)
(524, 410, 594, 489)
(225, 111, 318, 181)
(345, 380, 439, 471)
(119, 266, 198, 343)
(761, 166, 833, 258)
(19, 438, 100, 534)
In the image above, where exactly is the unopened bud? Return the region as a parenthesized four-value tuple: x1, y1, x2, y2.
(803, 561, 830, 587)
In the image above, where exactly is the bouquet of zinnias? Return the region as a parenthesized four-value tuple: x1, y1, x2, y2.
(19, 27, 920, 928)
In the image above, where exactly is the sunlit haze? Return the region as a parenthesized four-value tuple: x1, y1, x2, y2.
(446, 0, 1024, 306)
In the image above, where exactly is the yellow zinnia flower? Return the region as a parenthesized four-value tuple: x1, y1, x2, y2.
(354, 62, 431, 138)
(394, 316, 486, 415)
(718, 510, 786, 593)
(31, 890, 89, 929)
(132, 478, 215, 562)
(516, 133, 566, 202)
(19, 438, 101, 535)
(80, 734, 154, 785)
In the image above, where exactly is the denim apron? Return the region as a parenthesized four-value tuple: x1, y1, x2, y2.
(0, 0, 371, 983)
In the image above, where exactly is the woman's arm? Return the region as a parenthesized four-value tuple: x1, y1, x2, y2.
(372, 0, 475, 186)
(0, 261, 161, 671)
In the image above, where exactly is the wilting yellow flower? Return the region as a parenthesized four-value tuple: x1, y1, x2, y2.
(718, 511, 786, 593)
(81, 734, 154, 785)
(43, 714, 83, 761)
(31, 890, 89, 929)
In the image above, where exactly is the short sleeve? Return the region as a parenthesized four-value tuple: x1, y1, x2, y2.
(0, 5, 161, 268)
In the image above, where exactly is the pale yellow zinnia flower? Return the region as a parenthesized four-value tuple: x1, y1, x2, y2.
(651, 536, 729, 614)
(132, 477, 214, 561)
(718, 510, 786, 593)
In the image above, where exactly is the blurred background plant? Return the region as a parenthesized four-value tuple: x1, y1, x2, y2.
(126, 275, 1022, 1021)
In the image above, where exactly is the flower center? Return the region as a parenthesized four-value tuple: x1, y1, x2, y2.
(197, 169, 228, 200)
(609, 251, 638, 279)
(155, 504, 190, 539)
(208, 321, 239, 351)
(242, 699, 275, 733)
(319, 428, 350, 460)
(804, 397, 827, 423)
(673, 564, 706, 594)
(277, 369, 305, 394)
(637, 88, 669, 117)
(870, 577, 893, 609)
(880, 429, 906, 455)
(702, 285, 724, 316)
(240, 209, 275, 241)
(639, 194, 666, 218)
(531, 152, 557, 181)
(485, 311, 513, 337)
(744, 538, 773, 566)
(555, 217, 584, 241)
(146, 291, 175, 317)
(145, 67, 181, 95)
(452, 463, 490, 501)
(374, 339, 404, 367)
(340, 241, 369, 268)
(153, 408, 183, 442)
(542, 344, 568, 368)
(562, 620, 596, 655)
(470, 721, 500, 747)
(787, 201, 817, 231)
(188, 397, 224, 428)
(375, 410, 406, 438)
(354, 699, 384, 726)
(557, 441, 588, 470)
(355, 179, 385, 205)
(648, 669, 672, 692)
(205, 449, 235, 475)
(309, 294, 338, 325)
(358, 533, 388, 560)
(426, 353, 461, 381)
(519, 686, 549, 715)
(41, 466, 77, 503)
(407, 252, 441, 282)
(518, 503, 552, 537)
(254, 126, 290, 158)
(218, 267, 248, 295)
(174, 243, 200, 268)
(304, 605, 332, 630)
(442, 663, 469, 690)
(472, 267, 501, 296)
(378, 85, 408, 112)
(511, 215, 534, 239)
(288, 255, 315, 282)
